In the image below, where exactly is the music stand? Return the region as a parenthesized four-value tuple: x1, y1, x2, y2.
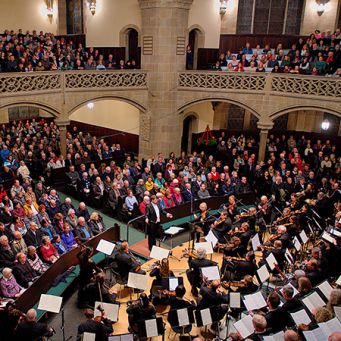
(164, 226, 184, 261)
(138, 317, 164, 339)
(38, 294, 68, 341)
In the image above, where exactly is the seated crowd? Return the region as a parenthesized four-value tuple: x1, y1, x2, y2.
(212, 29, 341, 76)
(0, 29, 139, 72)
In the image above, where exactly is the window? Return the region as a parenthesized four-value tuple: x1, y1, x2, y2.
(237, 0, 303, 35)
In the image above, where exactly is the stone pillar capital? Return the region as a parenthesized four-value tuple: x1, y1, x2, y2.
(55, 120, 70, 128)
(257, 122, 273, 132)
(138, 0, 193, 9)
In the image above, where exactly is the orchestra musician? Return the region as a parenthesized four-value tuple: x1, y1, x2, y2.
(267, 225, 292, 249)
(115, 241, 145, 282)
(226, 195, 237, 220)
(222, 251, 257, 281)
(186, 247, 217, 297)
(145, 195, 173, 250)
(258, 195, 272, 225)
(209, 210, 231, 243)
(193, 202, 209, 241)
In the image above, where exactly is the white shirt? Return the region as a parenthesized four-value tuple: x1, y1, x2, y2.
(152, 203, 160, 223)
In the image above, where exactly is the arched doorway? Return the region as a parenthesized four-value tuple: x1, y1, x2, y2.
(120, 26, 141, 67)
(188, 26, 205, 70)
(181, 115, 197, 153)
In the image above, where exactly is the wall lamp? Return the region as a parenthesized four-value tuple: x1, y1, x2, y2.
(89, 0, 96, 15)
(316, 0, 328, 16)
(321, 119, 330, 131)
(220, 0, 228, 15)
(46, 0, 54, 19)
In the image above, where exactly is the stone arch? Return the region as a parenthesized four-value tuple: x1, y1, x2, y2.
(0, 100, 60, 118)
(68, 95, 148, 116)
(269, 105, 341, 121)
(188, 25, 205, 69)
(177, 97, 261, 120)
(119, 24, 142, 47)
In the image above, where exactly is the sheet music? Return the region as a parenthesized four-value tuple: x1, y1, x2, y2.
(177, 308, 190, 326)
(145, 319, 158, 337)
(169, 277, 178, 291)
(251, 233, 261, 251)
(319, 317, 341, 337)
(336, 275, 341, 286)
(233, 314, 254, 339)
(150, 246, 170, 261)
(120, 335, 134, 341)
(263, 331, 285, 341)
(243, 291, 267, 311)
(290, 309, 311, 326)
(195, 241, 213, 254)
(280, 282, 299, 297)
(329, 228, 341, 237)
(38, 294, 62, 314)
(257, 264, 270, 283)
(205, 230, 218, 247)
(230, 292, 241, 308)
(293, 237, 301, 251)
(164, 226, 184, 235)
(201, 308, 212, 326)
(201, 266, 220, 281)
(322, 231, 337, 245)
(96, 239, 115, 256)
(334, 306, 341, 322)
(94, 302, 119, 322)
(317, 280, 333, 300)
(303, 328, 325, 341)
(299, 230, 309, 244)
(302, 291, 326, 313)
(82, 333, 96, 341)
(265, 252, 277, 270)
(285, 249, 294, 265)
(127, 272, 149, 290)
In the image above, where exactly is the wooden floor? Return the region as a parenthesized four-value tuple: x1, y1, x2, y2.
(110, 241, 224, 340)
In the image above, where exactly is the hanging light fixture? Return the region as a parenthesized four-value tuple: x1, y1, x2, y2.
(316, 0, 327, 16)
(321, 119, 330, 131)
(89, 0, 96, 15)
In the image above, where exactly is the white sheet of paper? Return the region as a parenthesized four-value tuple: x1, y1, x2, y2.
(251, 233, 261, 251)
(266, 252, 277, 270)
(201, 266, 220, 281)
(334, 306, 341, 322)
(200, 308, 212, 326)
(205, 230, 218, 247)
(82, 332, 96, 341)
(230, 292, 241, 308)
(293, 237, 301, 251)
(243, 291, 267, 311)
(322, 232, 337, 245)
(195, 241, 213, 254)
(329, 228, 341, 237)
(302, 291, 326, 313)
(96, 239, 115, 256)
(317, 280, 334, 300)
(257, 264, 270, 283)
(127, 272, 149, 290)
(285, 249, 294, 265)
(120, 335, 134, 341)
(38, 294, 62, 314)
(290, 309, 311, 326)
(169, 278, 178, 291)
(94, 302, 119, 322)
(234, 314, 254, 339)
(303, 328, 325, 341)
(319, 317, 341, 338)
(280, 282, 299, 297)
(150, 246, 170, 261)
(299, 230, 309, 244)
(263, 331, 285, 341)
(164, 226, 184, 235)
(177, 308, 190, 326)
(145, 319, 158, 338)
(336, 275, 341, 286)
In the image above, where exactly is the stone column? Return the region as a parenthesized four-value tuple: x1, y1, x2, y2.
(138, 0, 193, 158)
(213, 102, 230, 130)
(243, 110, 251, 130)
(55, 120, 70, 157)
(257, 123, 273, 162)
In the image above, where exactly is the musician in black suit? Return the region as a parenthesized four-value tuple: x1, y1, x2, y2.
(15, 308, 54, 341)
(198, 280, 229, 309)
(115, 241, 145, 282)
(210, 210, 231, 243)
(222, 251, 257, 281)
(145, 195, 173, 250)
(265, 291, 290, 333)
(24, 222, 46, 248)
(77, 308, 113, 341)
(186, 247, 217, 296)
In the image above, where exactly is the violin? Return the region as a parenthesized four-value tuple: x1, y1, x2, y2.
(222, 280, 247, 289)
(269, 234, 281, 242)
(94, 304, 105, 322)
(181, 248, 198, 259)
(257, 245, 275, 251)
(223, 255, 246, 262)
(158, 289, 176, 296)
